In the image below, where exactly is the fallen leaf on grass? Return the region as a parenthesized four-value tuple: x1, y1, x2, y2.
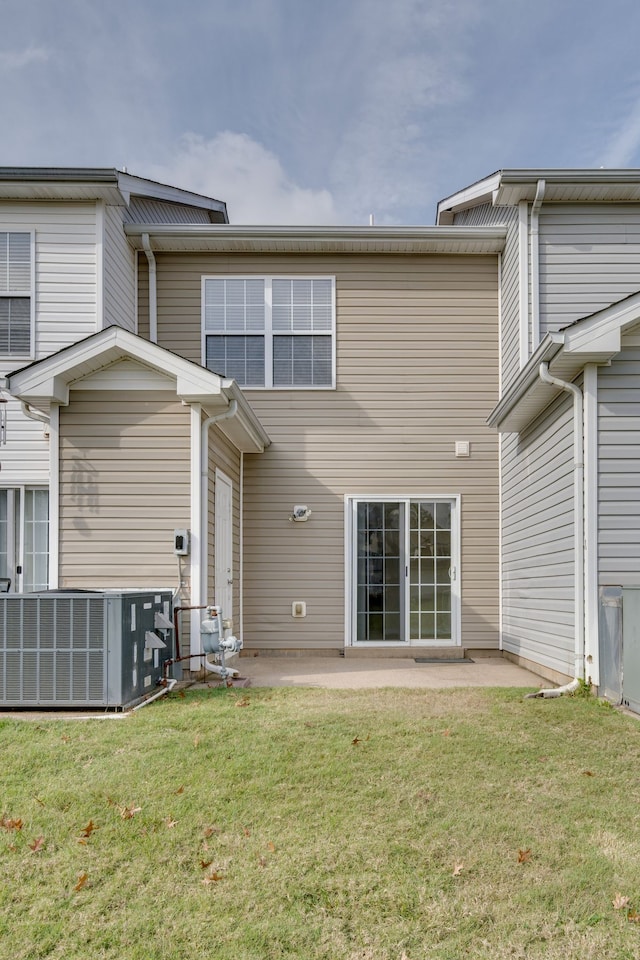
(628, 909, 640, 923)
(443, 728, 451, 737)
(258, 856, 267, 867)
(234, 697, 250, 708)
(33, 796, 45, 807)
(29, 836, 45, 853)
(581, 770, 594, 777)
(120, 804, 142, 820)
(517, 849, 532, 864)
(613, 894, 631, 910)
(0, 815, 23, 831)
(201, 870, 223, 885)
(193, 736, 201, 749)
(203, 825, 221, 838)
(79, 820, 98, 838)
(267, 842, 276, 853)
(177, 690, 186, 699)
(61, 735, 71, 743)
(74, 872, 88, 892)
(416, 790, 433, 803)
(164, 818, 178, 829)
(352, 736, 362, 746)
(175, 785, 185, 795)
(452, 861, 464, 876)
(242, 826, 251, 837)
(199, 859, 213, 870)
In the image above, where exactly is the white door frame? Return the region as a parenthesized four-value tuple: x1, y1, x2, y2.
(214, 468, 234, 619)
(344, 494, 461, 647)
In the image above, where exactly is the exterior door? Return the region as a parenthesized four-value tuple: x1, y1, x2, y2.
(0, 487, 49, 592)
(214, 470, 233, 620)
(350, 496, 459, 646)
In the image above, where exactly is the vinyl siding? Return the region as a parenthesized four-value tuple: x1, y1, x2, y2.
(454, 205, 521, 393)
(501, 392, 575, 677)
(124, 198, 213, 224)
(150, 252, 500, 651)
(539, 204, 640, 334)
(103, 203, 136, 331)
(0, 200, 99, 484)
(598, 339, 640, 586)
(58, 389, 190, 589)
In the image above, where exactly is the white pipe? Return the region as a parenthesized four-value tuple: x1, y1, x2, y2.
(20, 401, 50, 426)
(141, 233, 157, 343)
(132, 677, 177, 711)
(530, 180, 545, 352)
(518, 201, 529, 368)
(532, 362, 584, 697)
(239, 450, 244, 647)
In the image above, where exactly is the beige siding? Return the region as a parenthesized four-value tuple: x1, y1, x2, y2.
(151, 252, 500, 651)
(58, 390, 190, 589)
(103, 203, 136, 331)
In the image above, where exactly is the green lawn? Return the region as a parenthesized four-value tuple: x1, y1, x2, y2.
(2, 686, 640, 959)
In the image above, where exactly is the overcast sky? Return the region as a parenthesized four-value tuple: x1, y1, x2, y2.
(2, 0, 639, 224)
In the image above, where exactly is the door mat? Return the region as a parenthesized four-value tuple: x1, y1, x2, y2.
(414, 657, 475, 664)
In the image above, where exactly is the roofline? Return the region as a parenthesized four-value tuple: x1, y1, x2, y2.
(124, 223, 507, 254)
(437, 167, 640, 223)
(0, 167, 228, 220)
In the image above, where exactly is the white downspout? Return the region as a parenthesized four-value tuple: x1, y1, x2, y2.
(239, 450, 244, 646)
(529, 363, 584, 697)
(530, 180, 546, 352)
(191, 400, 238, 672)
(141, 233, 157, 344)
(21, 401, 50, 432)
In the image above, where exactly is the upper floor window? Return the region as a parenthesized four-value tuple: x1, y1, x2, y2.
(0, 232, 32, 357)
(202, 276, 335, 388)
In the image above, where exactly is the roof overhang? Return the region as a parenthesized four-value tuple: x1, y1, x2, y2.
(488, 290, 640, 432)
(0, 167, 228, 221)
(124, 223, 506, 255)
(6, 326, 269, 453)
(437, 168, 640, 224)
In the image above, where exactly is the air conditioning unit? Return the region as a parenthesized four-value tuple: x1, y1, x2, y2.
(0, 590, 174, 709)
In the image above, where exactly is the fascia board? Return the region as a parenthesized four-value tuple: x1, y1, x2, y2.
(117, 172, 227, 215)
(486, 336, 563, 430)
(436, 172, 502, 222)
(562, 293, 640, 353)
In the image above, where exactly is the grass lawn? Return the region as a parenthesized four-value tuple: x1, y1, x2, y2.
(2, 685, 640, 960)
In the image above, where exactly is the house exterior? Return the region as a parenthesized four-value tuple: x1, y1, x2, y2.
(0, 168, 227, 603)
(438, 170, 640, 704)
(2, 170, 505, 669)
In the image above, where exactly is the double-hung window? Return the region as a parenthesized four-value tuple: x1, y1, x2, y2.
(0, 232, 32, 357)
(202, 276, 335, 388)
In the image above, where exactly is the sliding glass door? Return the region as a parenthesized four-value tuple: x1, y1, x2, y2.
(0, 488, 49, 592)
(351, 496, 459, 645)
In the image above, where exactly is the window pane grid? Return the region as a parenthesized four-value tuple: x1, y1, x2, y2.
(0, 232, 31, 357)
(409, 500, 452, 641)
(203, 276, 334, 388)
(0, 298, 30, 355)
(356, 502, 402, 642)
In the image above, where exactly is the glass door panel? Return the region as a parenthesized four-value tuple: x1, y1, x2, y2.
(0, 487, 49, 592)
(352, 497, 457, 645)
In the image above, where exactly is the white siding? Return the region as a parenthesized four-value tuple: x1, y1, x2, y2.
(598, 342, 640, 586)
(0, 200, 99, 485)
(540, 204, 640, 334)
(103, 204, 136, 332)
(501, 392, 575, 678)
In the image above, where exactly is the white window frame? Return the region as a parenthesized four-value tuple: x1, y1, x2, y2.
(0, 229, 35, 360)
(201, 275, 336, 389)
(0, 485, 49, 592)
(344, 494, 461, 648)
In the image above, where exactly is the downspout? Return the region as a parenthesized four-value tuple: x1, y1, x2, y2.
(528, 362, 584, 697)
(141, 233, 157, 344)
(192, 400, 238, 671)
(530, 180, 546, 352)
(21, 401, 50, 430)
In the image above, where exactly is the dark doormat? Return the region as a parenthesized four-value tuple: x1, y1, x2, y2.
(414, 657, 475, 664)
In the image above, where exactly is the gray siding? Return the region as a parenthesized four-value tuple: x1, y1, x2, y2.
(598, 342, 640, 586)
(103, 203, 136, 332)
(148, 252, 500, 652)
(124, 197, 213, 224)
(454, 205, 521, 392)
(540, 204, 640, 334)
(501, 392, 575, 678)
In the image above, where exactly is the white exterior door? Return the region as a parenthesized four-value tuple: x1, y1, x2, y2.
(214, 469, 233, 620)
(0, 487, 49, 592)
(348, 496, 460, 646)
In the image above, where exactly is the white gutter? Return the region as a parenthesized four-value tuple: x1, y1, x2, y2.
(141, 233, 157, 343)
(530, 180, 545, 351)
(191, 400, 238, 672)
(530, 363, 584, 697)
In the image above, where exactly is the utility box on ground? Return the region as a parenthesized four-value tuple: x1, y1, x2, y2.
(0, 590, 174, 709)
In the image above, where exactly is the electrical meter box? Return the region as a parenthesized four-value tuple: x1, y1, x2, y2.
(0, 590, 174, 709)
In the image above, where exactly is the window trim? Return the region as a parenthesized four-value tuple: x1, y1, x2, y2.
(0, 228, 35, 361)
(201, 274, 336, 390)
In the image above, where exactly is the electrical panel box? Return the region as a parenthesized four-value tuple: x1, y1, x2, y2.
(173, 529, 190, 556)
(0, 590, 174, 709)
